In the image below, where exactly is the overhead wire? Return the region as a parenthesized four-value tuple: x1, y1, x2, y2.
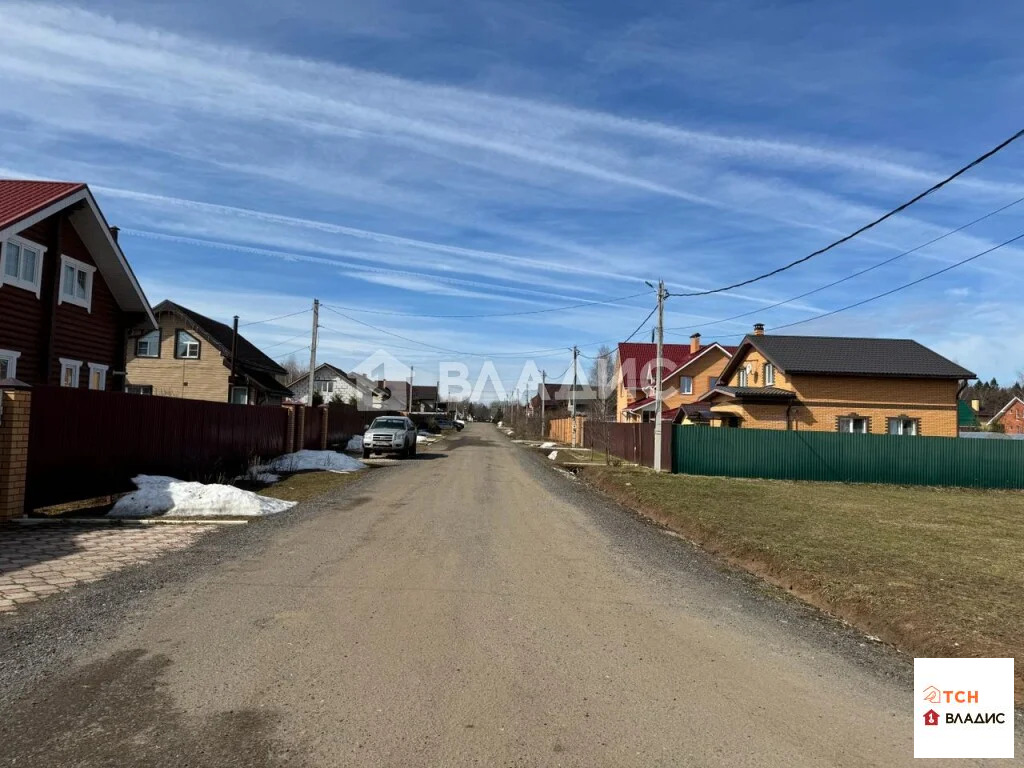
(672, 128, 1024, 298)
(666, 193, 1024, 334)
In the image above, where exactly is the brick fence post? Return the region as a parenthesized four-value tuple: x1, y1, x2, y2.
(0, 383, 32, 520)
(283, 405, 296, 454)
(295, 406, 306, 451)
(320, 406, 329, 450)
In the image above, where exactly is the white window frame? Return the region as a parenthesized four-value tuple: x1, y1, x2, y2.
(58, 254, 96, 312)
(679, 376, 693, 395)
(888, 417, 918, 436)
(737, 366, 750, 387)
(764, 363, 775, 386)
(0, 348, 21, 380)
(59, 358, 82, 388)
(175, 330, 201, 359)
(136, 330, 161, 358)
(87, 363, 108, 390)
(230, 385, 250, 405)
(0, 235, 46, 297)
(838, 416, 868, 434)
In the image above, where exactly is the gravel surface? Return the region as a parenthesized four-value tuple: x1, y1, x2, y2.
(0, 425, 1018, 766)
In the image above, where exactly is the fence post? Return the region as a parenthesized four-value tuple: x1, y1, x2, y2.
(283, 405, 296, 454)
(320, 406, 329, 450)
(294, 406, 306, 451)
(0, 383, 32, 520)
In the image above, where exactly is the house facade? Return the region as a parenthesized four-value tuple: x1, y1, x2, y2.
(615, 335, 735, 423)
(987, 397, 1024, 434)
(0, 180, 155, 389)
(700, 325, 974, 437)
(289, 362, 372, 405)
(125, 300, 292, 404)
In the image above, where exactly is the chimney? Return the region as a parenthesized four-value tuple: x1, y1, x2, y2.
(689, 332, 701, 354)
(753, 323, 765, 336)
(971, 399, 981, 413)
(109, 226, 120, 243)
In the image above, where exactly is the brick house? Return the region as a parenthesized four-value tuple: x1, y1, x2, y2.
(987, 397, 1024, 434)
(0, 180, 156, 389)
(615, 335, 736, 423)
(289, 362, 375, 405)
(125, 300, 292, 405)
(699, 325, 975, 436)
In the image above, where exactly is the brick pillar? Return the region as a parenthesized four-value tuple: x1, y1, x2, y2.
(295, 406, 306, 451)
(0, 385, 32, 520)
(283, 405, 296, 454)
(320, 406, 329, 450)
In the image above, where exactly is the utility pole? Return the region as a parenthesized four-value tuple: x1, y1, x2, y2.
(571, 345, 579, 448)
(653, 280, 667, 472)
(540, 369, 547, 441)
(308, 298, 319, 404)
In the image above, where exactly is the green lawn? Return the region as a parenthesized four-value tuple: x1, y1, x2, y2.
(582, 466, 1024, 701)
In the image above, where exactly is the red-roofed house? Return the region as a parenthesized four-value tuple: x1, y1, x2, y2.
(0, 180, 155, 388)
(987, 396, 1024, 434)
(615, 334, 736, 423)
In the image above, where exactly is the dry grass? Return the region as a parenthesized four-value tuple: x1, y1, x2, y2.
(256, 470, 367, 504)
(582, 466, 1024, 701)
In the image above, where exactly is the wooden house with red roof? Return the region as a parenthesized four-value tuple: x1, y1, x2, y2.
(614, 333, 736, 423)
(0, 180, 155, 389)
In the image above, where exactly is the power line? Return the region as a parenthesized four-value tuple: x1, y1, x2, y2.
(239, 308, 311, 327)
(666, 193, 1024, 334)
(673, 128, 1024, 299)
(261, 331, 311, 351)
(321, 290, 653, 319)
(623, 305, 658, 342)
(273, 344, 310, 361)
(770, 230, 1024, 332)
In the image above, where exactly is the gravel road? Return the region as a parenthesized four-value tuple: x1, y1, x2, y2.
(1, 423, 1017, 766)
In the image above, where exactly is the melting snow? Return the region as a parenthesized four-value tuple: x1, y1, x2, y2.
(109, 476, 296, 518)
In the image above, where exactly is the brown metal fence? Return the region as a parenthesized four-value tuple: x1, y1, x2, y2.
(302, 405, 325, 450)
(26, 387, 289, 509)
(585, 421, 671, 469)
(326, 403, 368, 447)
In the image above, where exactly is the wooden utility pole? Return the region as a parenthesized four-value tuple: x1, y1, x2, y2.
(540, 369, 547, 441)
(653, 280, 667, 472)
(570, 346, 579, 448)
(308, 298, 319, 403)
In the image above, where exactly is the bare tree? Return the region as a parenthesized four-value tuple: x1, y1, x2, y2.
(586, 345, 616, 461)
(278, 354, 307, 386)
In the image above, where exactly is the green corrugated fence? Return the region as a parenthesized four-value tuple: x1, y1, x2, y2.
(671, 426, 1024, 489)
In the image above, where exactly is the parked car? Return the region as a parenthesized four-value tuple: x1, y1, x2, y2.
(435, 417, 463, 431)
(362, 416, 418, 459)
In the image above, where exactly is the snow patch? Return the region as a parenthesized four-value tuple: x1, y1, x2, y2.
(262, 450, 366, 473)
(547, 450, 559, 460)
(109, 476, 296, 518)
(540, 441, 556, 449)
(417, 433, 438, 444)
(345, 435, 363, 451)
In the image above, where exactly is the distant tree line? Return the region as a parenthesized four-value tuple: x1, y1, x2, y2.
(962, 373, 1024, 415)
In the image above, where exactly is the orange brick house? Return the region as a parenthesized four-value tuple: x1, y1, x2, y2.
(615, 334, 736, 423)
(987, 397, 1024, 434)
(699, 325, 975, 437)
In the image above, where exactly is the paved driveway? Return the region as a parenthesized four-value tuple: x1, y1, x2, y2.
(0, 523, 213, 612)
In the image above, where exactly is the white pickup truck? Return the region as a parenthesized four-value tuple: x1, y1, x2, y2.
(362, 416, 418, 459)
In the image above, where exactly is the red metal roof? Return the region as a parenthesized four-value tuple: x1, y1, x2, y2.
(0, 180, 86, 231)
(617, 342, 737, 389)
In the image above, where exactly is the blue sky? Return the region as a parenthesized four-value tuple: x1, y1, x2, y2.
(2, 0, 1023, 396)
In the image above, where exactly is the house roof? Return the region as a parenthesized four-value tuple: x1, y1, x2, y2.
(0, 180, 156, 329)
(536, 382, 591, 402)
(958, 400, 981, 429)
(0, 180, 85, 231)
(288, 362, 349, 388)
(154, 300, 291, 395)
(617, 342, 737, 389)
(411, 384, 439, 401)
(987, 396, 1024, 425)
(720, 334, 975, 381)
